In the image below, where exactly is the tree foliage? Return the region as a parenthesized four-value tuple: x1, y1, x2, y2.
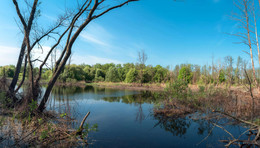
(178, 67, 193, 84)
(125, 68, 138, 83)
(106, 67, 120, 82)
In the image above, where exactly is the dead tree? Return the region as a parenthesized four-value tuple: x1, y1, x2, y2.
(11, 0, 138, 112)
(37, 0, 138, 112)
(11, 0, 69, 105)
(137, 49, 148, 85)
(232, 0, 258, 87)
(252, 0, 260, 75)
(8, 0, 39, 103)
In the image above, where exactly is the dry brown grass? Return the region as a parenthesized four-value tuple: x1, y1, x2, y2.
(0, 108, 89, 147)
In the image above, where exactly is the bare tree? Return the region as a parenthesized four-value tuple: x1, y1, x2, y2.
(232, 0, 258, 87)
(11, 0, 66, 104)
(8, 0, 39, 103)
(137, 49, 148, 85)
(252, 1, 260, 73)
(10, 0, 139, 112)
(38, 0, 138, 112)
(224, 56, 234, 85)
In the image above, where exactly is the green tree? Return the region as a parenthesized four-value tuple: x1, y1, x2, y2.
(42, 70, 52, 80)
(83, 66, 95, 82)
(105, 67, 120, 82)
(0, 65, 15, 77)
(218, 69, 226, 83)
(178, 66, 193, 84)
(94, 69, 105, 82)
(125, 68, 137, 83)
(153, 65, 168, 83)
(67, 65, 85, 81)
(116, 64, 125, 81)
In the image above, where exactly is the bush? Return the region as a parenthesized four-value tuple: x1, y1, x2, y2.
(94, 69, 105, 82)
(199, 85, 205, 93)
(94, 76, 104, 82)
(178, 67, 193, 84)
(42, 70, 52, 80)
(125, 68, 137, 83)
(218, 70, 225, 83)
(166, 80, 190, 100)
(0, 65, 15, 77)
(105, 67, 120, 82)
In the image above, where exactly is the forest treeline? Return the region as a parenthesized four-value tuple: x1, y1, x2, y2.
(0, 55, 257, 85)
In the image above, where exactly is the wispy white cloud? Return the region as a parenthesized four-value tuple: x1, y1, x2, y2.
(0, 46, 19, 66)
(0, 45, 58, 67)
(72, 54, 122, 65)
(80, 33, 109, 47)
(80, 23, 114, 53)
(0, 44, 121, 67)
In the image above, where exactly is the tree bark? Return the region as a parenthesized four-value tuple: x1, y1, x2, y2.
(38, 0, 138, 112)
(245, 1, 258, 86)
(9, 39, 26, 93)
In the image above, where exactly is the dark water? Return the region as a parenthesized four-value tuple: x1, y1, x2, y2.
(47, 86, 248, 148)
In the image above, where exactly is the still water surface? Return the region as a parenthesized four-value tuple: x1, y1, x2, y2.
(47, 86, 247, 148)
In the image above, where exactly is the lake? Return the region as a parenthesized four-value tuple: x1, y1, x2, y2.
(47, 86, 248, 148)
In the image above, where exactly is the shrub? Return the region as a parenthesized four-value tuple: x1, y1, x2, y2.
(94, 69, 105, 82)
(125, 68, 137, 83)
(166, 80, 190, 100)
(42, 70, 52, 80)
(105, 67, 120, 82)
(178, 67, 193, 84)
(218, 70, 225, 83)
(199, 85, 205, 93)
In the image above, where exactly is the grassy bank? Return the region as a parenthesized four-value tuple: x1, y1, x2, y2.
(86, 82, 166, 91)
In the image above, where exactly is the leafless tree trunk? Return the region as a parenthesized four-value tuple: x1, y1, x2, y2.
(38, 0, 138, 112)
(245, 1, 258, 86)
(11, 0, 68, 105)
(15, 55, 28, 93)
(11, 0, 39, 103)
(253, 1, 260, 73)
(9, 40, 26, 94)
(233, 0, 258, 87)
(137, 49, 148, 85)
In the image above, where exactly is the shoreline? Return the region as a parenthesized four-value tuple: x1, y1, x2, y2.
(48, 81, 166, 91)
(86, 82, 166, 91)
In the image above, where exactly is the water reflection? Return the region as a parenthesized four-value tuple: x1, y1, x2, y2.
(154, 115, 191, 137)
(45, 86, 248, 148)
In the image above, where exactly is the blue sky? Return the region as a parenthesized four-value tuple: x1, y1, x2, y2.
(0, 0, 256, 67)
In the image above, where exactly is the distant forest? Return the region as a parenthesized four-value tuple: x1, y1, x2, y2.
(0, 55, 258, 85)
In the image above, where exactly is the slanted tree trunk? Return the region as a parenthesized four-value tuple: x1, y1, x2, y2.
(38, 0, 138, 112)
(11, 0, 39, 103)
(9, 40, 26, 94)
(15, 55, 28, 93)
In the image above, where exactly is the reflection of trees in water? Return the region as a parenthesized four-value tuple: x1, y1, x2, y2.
(102, 90, 164, 104)
(50, 86, 166, 125)
(135, 93, 145, 123)
(97, 90, 164, 123)
(153, 114, 215, 138)
(193, 118, 213, 136)
(154, 115, 191, 137)
(136, 103, 145, 123)
(51, 86, 123, 96)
